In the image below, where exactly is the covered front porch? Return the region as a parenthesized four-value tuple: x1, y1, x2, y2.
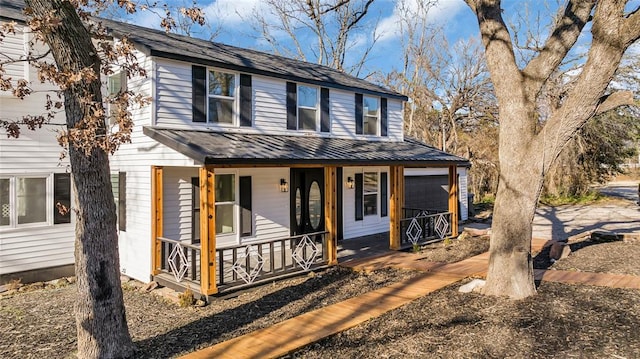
(150, 165, 459, 297)
(144, 128, 467, 298)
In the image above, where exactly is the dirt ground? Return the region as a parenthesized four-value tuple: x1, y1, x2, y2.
(1, 198, 638, 358)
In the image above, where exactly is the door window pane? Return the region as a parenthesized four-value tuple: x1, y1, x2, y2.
(308, 181, 322, 230)
(17, 177, 46, 224)
(295, 187, 302, 227)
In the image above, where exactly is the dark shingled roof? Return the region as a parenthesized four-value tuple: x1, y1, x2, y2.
(143, 127, 470, 167)
(0, 0, 406, 100)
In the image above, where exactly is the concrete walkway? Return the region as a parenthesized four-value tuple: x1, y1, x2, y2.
(181, 237, 640, 359)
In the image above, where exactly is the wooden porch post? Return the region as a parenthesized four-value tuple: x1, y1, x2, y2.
(151, 166, 163, 276)
(199, 166, 218, 295)
(324, 166, 338, 265)
(389, 165, 404, 250)
(448, 165, 459, 237)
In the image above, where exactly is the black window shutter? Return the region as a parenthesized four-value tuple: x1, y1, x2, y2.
(320, 87, 330, 132)
(286, 82, 297, 130)
(53, 173, 71, 224)
(240, 74, 252, 127)
(355, 93, 363, 134)
(380, 172, 388, 217)
(240, 176, 252, 237)
(381, 98, 388, 137)
(355, 173, 363, 221)
(192, 65, 206, 123)
(118, 172, 127, 231)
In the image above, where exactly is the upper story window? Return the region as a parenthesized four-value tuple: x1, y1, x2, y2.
(298, 85, 319, 130)
(287, 82, 330, 132)
(363, 96, 379, 136)
(193, 65, 252, 127)
(355, 94, 388, 137)
(208, 70, 236, 124)
(107, 71, 127, 125)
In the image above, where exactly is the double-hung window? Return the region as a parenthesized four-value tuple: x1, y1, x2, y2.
(363, 172, 378, 216)
(215, 174, 235, 235)
(0, 173, 71, 228)
(107, 70, 127, 126)
(208, 70, 236, 124)
(363, 96, 379, 135)
(193, 174, 252, 240)
(298, 85, 318, 130)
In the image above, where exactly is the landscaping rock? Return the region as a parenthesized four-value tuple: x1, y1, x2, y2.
(141, 281, 159, 292)
(623, 233, 640, 244)
(591, 231, 623, 243)
(549, 241, 571, 261)
(459, 279, 486, 293)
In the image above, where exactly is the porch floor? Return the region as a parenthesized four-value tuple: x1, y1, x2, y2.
(337, 232, 394, 263)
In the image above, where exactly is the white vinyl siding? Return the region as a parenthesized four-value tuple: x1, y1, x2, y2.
(0, 19, 75, 276)
(457, 167, 469, 221)
(387, 99, 404, 141)
(253, 77, 287, 132)
(342, 167, 390, 240)
(160, 167, 290, 249)
(151, 58, 404, 141)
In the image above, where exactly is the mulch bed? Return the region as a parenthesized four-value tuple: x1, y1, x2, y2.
(416, 234, 490, 263)
(1, 233, 639, 358)
(0, 267, 419, 358)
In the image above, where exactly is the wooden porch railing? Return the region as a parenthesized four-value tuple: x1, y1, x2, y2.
(400, 208, 452, 248)
(158, 237, 201, 285)
(216, 231, 328, 291)
(156, 231, 328, 294)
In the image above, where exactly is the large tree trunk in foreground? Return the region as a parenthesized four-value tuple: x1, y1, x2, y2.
(466, 0, 639, 299)
(26, 1, 134, 357)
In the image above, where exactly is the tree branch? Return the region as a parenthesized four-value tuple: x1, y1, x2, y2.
(522, 0, 595, 100)
(623, 5, 640, 44)
(594, 91, 634, 115)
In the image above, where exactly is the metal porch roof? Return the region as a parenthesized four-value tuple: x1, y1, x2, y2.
(143, 127, 470, 167)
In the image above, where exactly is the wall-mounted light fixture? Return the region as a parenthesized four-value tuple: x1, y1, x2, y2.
(346, 176, 354, 189)
(279, 178, 289, 192)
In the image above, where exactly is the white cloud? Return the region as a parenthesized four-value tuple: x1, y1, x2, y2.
(202, 0, 271, 26)
(377, 0, 466, 42)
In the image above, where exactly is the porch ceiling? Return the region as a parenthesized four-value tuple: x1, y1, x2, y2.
(143, 127, 470, 167)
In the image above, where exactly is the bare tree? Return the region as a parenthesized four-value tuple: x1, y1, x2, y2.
(464, 0, 640, 299)
(1, 0, 203, 357)
(252, 0, 379, 75)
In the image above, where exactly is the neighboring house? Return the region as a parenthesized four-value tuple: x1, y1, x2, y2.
(0, 0, 470, 294)
(0, 7, 74, 284)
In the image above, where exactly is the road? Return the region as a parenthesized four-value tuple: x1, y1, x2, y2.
(532, 181, 640, 240)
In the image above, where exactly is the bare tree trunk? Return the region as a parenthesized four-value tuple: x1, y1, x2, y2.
(483, 144, 542, 298)
(25, 1, 134, 357)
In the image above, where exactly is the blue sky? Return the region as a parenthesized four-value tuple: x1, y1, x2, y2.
(120, 0, 639, 77)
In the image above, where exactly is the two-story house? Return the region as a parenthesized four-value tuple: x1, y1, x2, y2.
(1, 0, 470, 295)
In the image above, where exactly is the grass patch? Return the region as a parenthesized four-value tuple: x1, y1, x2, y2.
(539, 191, 604, 206)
